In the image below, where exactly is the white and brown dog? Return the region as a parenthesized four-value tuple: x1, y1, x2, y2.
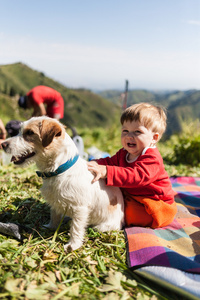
(1, 117, 124, 251)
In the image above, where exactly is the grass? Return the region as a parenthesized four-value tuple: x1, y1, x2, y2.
(0, 147, 199, 299)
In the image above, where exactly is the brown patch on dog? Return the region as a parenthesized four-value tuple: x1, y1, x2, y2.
(108, 196, 118, 212)
(22, 118, 65, 148)
(40, 119, 63, 147)
(23, 120, 42, 143)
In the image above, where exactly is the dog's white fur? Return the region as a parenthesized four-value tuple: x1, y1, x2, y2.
(2, 117, 124, 251)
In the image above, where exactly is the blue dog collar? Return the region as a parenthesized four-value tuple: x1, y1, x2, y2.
(36, 155, 79, 178)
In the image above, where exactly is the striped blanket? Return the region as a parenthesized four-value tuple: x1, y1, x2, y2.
(125, 176, 200, 273)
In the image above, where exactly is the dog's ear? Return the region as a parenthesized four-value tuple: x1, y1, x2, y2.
(40, 119, 62, 147)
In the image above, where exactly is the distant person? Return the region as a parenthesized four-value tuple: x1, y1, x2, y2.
(0, 119, 6, 146)
(18, 85, 64, 120)
(88, 102, 177, 229)
(5, 120, 22, 137)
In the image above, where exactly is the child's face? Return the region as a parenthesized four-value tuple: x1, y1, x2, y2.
(121, 120, 159, 160)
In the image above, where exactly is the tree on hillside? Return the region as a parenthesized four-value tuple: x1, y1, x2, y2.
(9, 87, 17, 97)
(3, 82, 8, 95)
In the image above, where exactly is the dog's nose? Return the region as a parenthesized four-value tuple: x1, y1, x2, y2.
(1, 141, 9, 151)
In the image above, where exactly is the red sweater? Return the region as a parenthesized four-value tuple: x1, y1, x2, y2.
(27, 86, 64, 118)
(97, 147, 174, 204)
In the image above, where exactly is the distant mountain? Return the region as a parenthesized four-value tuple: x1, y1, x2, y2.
(166, 90, 200, 136)
(97, 89, 197, 107)
(0, 62, 120, 128)
(97, 88, 200, 138)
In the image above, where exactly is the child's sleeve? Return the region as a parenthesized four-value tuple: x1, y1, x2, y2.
(106, 153, 161, 187)
(97, 149, 121, 166)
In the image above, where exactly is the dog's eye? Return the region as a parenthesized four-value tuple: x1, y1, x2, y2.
(25, 129, 34, 136)
(56, 131, 61, 137)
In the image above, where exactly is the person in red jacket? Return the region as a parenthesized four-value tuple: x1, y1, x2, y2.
(88, 102, 177, 228)
(18, 85, 64, 120)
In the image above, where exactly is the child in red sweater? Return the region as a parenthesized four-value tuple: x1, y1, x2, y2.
(88, 103, 177, 228)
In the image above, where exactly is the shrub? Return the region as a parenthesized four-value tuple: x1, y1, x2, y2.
(172, 136, 200, 165)
(163, 120, 200, 166)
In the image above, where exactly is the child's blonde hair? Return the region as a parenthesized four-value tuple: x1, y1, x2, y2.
(120, 102, 167, 139)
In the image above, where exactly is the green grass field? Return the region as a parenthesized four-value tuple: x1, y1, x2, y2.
(0, 163, 158, 299)
(0, 125, 200, 299)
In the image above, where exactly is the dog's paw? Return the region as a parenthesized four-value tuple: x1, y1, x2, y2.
(64, 241, 82, 252)
(63, 243, 73, 253)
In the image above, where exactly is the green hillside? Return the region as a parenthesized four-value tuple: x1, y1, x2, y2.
(0, 62, 120, 128)
(1, 62, 200, 137)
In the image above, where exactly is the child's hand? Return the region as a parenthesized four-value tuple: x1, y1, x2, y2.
(87, 161, 107, 183)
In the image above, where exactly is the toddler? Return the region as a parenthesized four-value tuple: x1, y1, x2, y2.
(88, 102, 177, 228)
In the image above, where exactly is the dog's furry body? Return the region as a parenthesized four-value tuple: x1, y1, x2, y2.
(1, 117, 124, 251)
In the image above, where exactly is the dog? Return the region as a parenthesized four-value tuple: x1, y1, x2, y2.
(1, 116, 124, 251)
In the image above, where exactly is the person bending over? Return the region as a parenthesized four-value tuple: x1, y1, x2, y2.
(18, 85, 64, 120)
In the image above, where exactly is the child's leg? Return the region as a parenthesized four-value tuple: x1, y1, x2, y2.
(124, 193, 177, 228)
(124, 196, 153, 227)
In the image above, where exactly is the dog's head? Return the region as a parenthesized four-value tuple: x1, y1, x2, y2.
(1, 117, 66, 167)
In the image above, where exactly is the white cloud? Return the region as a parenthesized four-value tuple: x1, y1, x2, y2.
(187, 20, 200, 26)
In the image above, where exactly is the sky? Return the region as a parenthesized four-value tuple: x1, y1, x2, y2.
(0, 0, 200, 91)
